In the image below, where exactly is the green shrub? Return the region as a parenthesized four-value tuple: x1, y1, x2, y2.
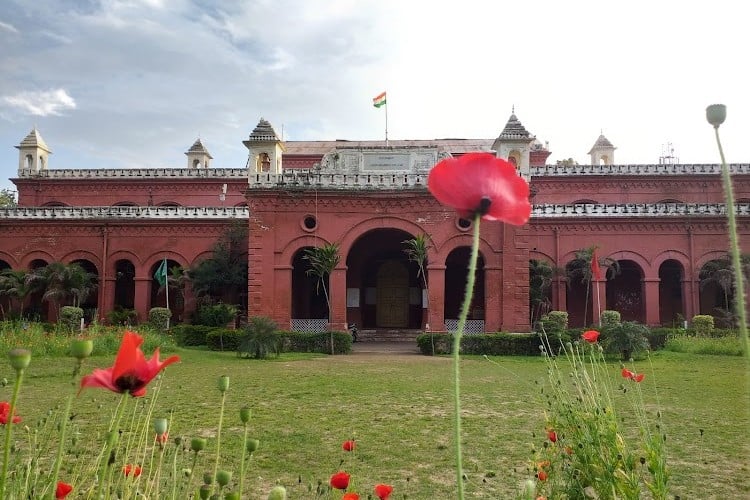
(148, 307, 172, 332)
(238, 316, 280, 359)
(194, 303, 238, 327)
(691, 315, 715, 336)
(172, 324, 214, 346)
(601, 321, 650, 360)
(600, 310, 621, 327)
(280, 331, 352, 354)
(665, 335, 743, 356)
(206, 328, 242, 351)
(59, 306, 84, 333)
(539, 311, 568, 335)
(416, 332, 541, 356)
(107, 306, 138, 326)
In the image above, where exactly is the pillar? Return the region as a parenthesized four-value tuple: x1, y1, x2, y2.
(484, 266, 502, 332)
(426, 264, 446, 332)
(101, 277, 117, 322)
(643, 278, 661, 326)
(133, 277, 151, 323)
(329, 266, 348, 331)
(681, 279, 694, 324)
(552, 277, 567, 312)
(273, 265, 293, 329)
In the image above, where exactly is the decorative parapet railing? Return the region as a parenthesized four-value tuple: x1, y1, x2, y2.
(0, 206, 249, 219)
(531, 203, 750, 217)
(248, 171, 428, 189)
(2, 204, 748, 220)
(530, 163, 750, 176)
(15, 167, 250, 179)
(15, 163, 750, 182)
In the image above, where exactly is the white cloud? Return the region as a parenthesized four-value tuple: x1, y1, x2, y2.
(2, 89, 77, 116)
(0, 20, 19, 33)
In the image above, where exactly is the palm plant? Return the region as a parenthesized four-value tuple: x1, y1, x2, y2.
(26, 262, 97, 310)
(303, 243, 340, 354)
(402, 234, 431, 289)
(566, 246, 620, 325)
(529, 259, 555, 327)
(0, 269, 30, 318)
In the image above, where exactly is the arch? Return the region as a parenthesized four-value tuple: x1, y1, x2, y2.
(651, 249, 690, 273)
(607, 259, 645, 323)
(149, 258, 185, 321)
(529, 249, 555, 263)
(572, 199, 598, 204)
(234, 202, 248, 208)
(444, 246, 485, 323)
(508, 149, 521, 167)
(112, 201, 138, 207)
(114, 259, 136, 311)
(61, 250, 102, 269)
(659, 259, 684, 326)
(656, 198, 684, 204)
(25, 154, 33, 169)
(344, 227, 424, 329)
(697, 256, 735, 326)
(108, 250, 143, 271)
(435, 233, 497, 264)
(607, 250, 652, 278)
(20, 251, 56, 269)
(158, 201, 182, 207)
(0, 252, 19, 269)
(694, 251, 730, 280)
(0, 260, 10, 271)
(291, 246, 329, 322)
(42, 201, 70, 207)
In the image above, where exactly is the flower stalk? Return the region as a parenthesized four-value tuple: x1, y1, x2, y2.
(0, 351, 27, 499)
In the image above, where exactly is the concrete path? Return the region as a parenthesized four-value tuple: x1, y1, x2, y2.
(350, 341, 420, 354)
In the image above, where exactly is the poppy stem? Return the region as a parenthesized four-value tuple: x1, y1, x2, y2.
(0, 366, 24, 500)
(49, 394, 73, 499)
(713, 126, 749, 359)
(452, 212, 481, 500)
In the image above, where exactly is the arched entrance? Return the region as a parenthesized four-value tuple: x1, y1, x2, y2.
(659, 259, 684, 326)
(291, 247, 329, 330)
(699, 257, 735, 327)
(346, 229, 424, 329)
(606, 260, 644, 323)
(114, 259, 136, 310)
(444, 247, 485, 332)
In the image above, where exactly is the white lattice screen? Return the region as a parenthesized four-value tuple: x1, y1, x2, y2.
(444, 319, 485, 334)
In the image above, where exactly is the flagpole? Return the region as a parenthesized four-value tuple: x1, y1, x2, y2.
(385, 101, 389, 147)
(596, 280, 601, 327)
(164, 259, 170, 329)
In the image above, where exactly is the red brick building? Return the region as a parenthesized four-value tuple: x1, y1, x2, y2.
(1, 115, 747, 331)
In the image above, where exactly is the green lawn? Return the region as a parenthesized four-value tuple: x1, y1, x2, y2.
(3, 348, 749, 499)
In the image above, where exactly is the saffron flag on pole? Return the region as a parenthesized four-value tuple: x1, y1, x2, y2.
(591, 250, 603, 281)
(154, 258, 168, 286)
(373, 91, 386, 108)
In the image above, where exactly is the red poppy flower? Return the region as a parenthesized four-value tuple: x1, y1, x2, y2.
(55, 481, 73, 499)
(374, 483, 394, 499)
(330, 471, 350, 490)
(537, 470, 548, 481)
(123, 464, 142, 477)
(621, 368, 635, 380)
(0, 401, 21, 424)
(581, 330, 600, 343)
(342, 439, 356, 452)
(342, 493, 360, 500)
(80, 331, 180, 397)
(633, 373, 645, 383)
(427, 153, 531, 224)
(155, 432, 169, 444)
(547, 429, 557, 443)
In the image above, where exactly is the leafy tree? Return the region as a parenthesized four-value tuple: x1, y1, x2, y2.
(699, 253, 750, 325)
(0, 269, 30, 318)
(0, 188, 17, 208)
(566, 246, 620, 326)
(187, 222, 248, 306)
(402, 234, 431, 289)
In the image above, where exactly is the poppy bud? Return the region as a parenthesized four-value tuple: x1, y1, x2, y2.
(218, 375, 230, 393)
(191, 437, 207, 452)
(199, 485, 211, 500)
(8, 348, 31, 371)
(706, 104, 727, 127)
(106, 430, 119, 447)
(522, 479, 536, 498)
(203, 471, 214, 484)
(246, 439, 260, 453)
(225, 493, 240, 500)
(240, 407, 252, 423)
(71, 339, 94, 360)
(183, 468, 192, 477)
(216, 470, 232, 486)
(267, 486, 287, 500)
(1, 378, 7, 387)
(154, 418, 168, 435)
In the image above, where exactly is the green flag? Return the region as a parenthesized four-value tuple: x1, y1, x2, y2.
(154, 259, 167, 286)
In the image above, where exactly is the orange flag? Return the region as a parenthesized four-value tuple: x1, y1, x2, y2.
(591, 250, 603, 281)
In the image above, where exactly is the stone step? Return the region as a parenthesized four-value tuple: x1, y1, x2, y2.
(355, 329, 423, 342)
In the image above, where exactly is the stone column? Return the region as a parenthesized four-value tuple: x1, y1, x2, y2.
(329, 266, 348, 331)
(101, 277, 117, 322)
(133, 277, 151, 323)
(643, 278, 661, 326)
(681, 279, 694, 325)
(426, 264, 446, 332)
(273, 265, 293, 330)
(552, 277, 567, 312)
(484, 266, 502, 332)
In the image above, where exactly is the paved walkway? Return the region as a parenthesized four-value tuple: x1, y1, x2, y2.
(350, 341, 420, 354)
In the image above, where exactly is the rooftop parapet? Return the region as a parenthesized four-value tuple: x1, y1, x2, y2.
(0, 206, 249, 219)
(530, 163, 750, 176)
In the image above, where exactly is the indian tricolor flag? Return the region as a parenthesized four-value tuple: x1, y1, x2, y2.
(373, 91, 386, 108)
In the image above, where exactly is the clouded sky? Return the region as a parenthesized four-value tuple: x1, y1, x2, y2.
(1, 0, 748, 192)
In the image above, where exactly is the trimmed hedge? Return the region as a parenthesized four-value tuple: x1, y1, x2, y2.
(204, 329, 353, 354)
(172, 324, 214, 346)
(416, 332, 542, 356)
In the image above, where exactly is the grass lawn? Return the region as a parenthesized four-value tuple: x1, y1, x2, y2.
(4, 347, 749, 499)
